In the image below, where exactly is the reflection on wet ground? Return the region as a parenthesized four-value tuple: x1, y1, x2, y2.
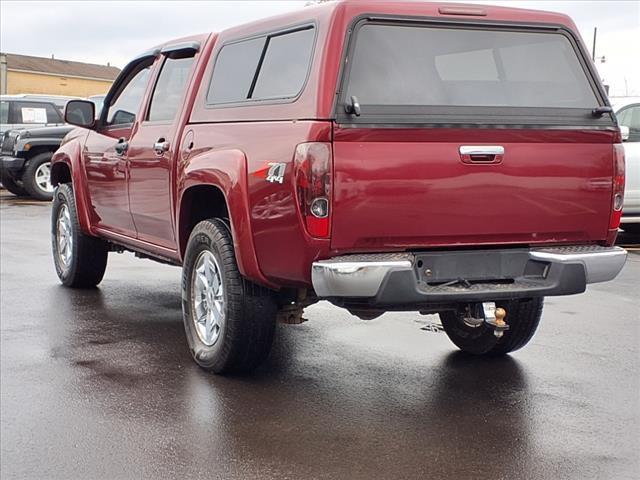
(1, 194, 639, 479)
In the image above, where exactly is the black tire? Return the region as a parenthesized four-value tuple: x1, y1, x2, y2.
(0, 172, 28, 196)
(23, 152, 54, 201)
(440, 298, 544, 355)
(622, 224, 640, 235)
(182, 218, 277, 374)
(51, 183, 108, 288)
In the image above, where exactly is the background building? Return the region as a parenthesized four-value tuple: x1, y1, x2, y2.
(0, 53, 120, 97)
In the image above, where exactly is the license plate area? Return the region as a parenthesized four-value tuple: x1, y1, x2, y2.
(414, 249, 548, 285)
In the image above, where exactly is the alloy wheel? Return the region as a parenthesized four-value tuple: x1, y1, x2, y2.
(191, 250, 225, 346)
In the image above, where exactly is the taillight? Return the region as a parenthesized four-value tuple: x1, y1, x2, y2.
(294, 142, 332, 238)
(609, 143, 625, 230)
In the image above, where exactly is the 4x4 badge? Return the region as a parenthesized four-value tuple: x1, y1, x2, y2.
(266, 162, 286, 184)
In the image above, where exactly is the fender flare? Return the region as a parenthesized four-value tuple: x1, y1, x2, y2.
(51, 139, 93, 235)
(178, 148, 274, 288)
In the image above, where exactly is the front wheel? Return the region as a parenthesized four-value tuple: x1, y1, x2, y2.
(440, 298, 543, 355)
(182, 218, 277, 374)
(52, 183, 108, 287)
(23, 152, 55, 201)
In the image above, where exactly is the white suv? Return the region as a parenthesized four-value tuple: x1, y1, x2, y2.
(613, 97, 640, 234)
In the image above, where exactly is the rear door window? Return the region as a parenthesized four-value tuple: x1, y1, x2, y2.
(341, 22, 603, 124)
(147, 54, 195, 122)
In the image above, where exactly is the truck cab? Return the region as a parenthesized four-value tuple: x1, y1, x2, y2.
(51, 1, 627, 374)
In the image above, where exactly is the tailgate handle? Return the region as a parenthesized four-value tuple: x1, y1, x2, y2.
(459, 146, 504, 164)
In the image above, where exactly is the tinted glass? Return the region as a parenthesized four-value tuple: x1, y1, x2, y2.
(148, 56, 195, 122)
(107, 65, 152, 125)
(346, 25, 598, 108)
(252, 28, 315, 100)
(10, 101, 61, 124)
(207, 38, 264, 104)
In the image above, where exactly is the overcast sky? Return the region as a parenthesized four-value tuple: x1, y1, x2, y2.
(1, 0, 638, 96)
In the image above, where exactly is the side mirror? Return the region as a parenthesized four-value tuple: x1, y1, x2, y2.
(620, 125, 630, 142)
(110, 110, 136, 126)
(64, 100, 95, 128)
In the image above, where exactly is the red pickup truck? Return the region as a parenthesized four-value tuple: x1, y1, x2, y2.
(51, 1, 627, 374)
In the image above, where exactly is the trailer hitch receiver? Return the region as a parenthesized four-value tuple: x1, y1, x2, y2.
(482, 302, 509, 338)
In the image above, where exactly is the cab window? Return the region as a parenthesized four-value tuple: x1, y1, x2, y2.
(106, 62, 153, 126)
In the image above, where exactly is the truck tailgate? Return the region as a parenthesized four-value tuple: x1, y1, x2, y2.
(331, 127, 615, 251)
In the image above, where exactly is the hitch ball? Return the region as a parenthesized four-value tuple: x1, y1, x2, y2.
(482, 302, 509, 338)
(494, 307, 507, 338)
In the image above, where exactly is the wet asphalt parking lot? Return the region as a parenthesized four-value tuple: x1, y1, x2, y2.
(1, 191, 639, 480)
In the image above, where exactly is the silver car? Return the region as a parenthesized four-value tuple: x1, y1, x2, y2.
(613, 97, 640, 234)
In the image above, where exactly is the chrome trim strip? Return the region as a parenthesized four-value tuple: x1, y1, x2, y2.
(459, 145, 504, 156)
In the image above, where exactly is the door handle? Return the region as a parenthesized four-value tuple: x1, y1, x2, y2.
(114, 137, 128, 156)
(459, 145, 504, 164)
(153, 138, 169, 156)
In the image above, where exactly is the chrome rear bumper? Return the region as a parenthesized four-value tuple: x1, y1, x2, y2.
(311, 246, 627, 301)
(528, 246, 627, 284)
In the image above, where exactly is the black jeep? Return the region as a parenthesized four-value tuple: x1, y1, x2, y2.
(0, 125, 73, 201)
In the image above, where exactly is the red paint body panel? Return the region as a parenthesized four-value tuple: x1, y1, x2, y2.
(179, 146, 266, 283)
(83, 125, 137, 237)
(331, 127, 616, 251)
(50, 1, 617, 289)
(127, 123, 176, 248)
(182, 121, 331, 286)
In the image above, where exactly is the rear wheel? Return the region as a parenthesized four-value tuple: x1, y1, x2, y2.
(51, 183, 108, 288)
(182, 218, 277, 374)
(440, 298, 543, 355)
(0, 172, 27, 196)
(23, 152, 54, 201)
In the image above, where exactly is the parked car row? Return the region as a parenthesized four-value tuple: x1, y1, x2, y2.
(0, 94, 105, 200)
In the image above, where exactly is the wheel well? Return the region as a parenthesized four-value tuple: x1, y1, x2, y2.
(179, 185, 229, 257)
(50, 161, 72, 186)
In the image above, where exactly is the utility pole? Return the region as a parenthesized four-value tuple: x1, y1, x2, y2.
(592, 27, 597, 62)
